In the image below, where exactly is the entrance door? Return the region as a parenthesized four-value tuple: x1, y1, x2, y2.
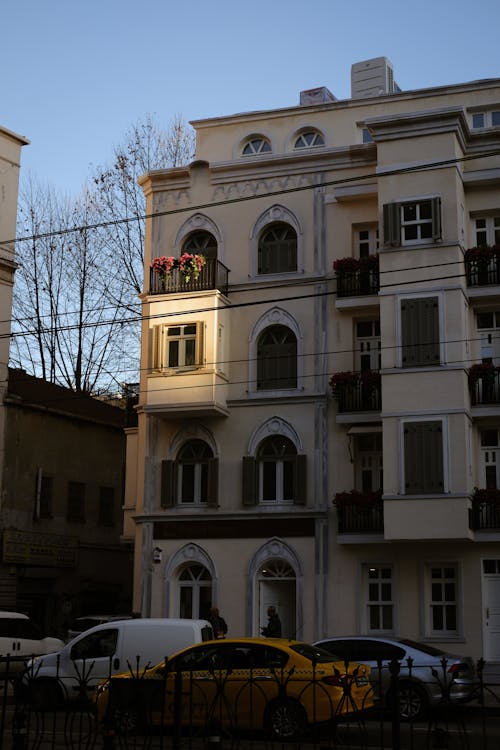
(482, 561, 500, 661)
(257, 559, 296, 638)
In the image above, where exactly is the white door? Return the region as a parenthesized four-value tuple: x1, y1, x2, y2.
(483, 572, 500, 660)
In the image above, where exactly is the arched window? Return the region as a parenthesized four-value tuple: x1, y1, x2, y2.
(294, 130, 325, 149)
(258, 223, 297, 274)
(182, 230, 217, 260)
(257, 325, 297, 390)
(242, 136, 271, 156)
(258, 436, 297, 503)
(161, 439, 218, 507)
(178, 564, 212, 620)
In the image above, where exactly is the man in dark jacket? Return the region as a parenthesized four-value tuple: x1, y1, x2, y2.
(261, 606, 282, 637)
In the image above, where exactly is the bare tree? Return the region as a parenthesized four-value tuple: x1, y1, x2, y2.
(11, 114, 195, 393)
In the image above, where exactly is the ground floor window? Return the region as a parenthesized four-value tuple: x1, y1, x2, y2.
(364, 565, 393, 632)
(178, 564, 212, 620)
(425, 564, 458, 637)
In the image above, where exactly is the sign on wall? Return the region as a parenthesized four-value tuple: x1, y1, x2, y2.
(2, 530, 78, 568)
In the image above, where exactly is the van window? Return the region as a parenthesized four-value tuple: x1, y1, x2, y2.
(70, 628, 118, 660)
(0, 618, 42, 639)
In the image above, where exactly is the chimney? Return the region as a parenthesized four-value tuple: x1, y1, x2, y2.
(299, 86, 337, 106)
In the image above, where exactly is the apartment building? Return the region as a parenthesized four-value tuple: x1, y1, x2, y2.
(129, 58, 500, 658)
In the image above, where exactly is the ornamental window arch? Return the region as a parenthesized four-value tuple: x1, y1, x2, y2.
(174, 214, 223, 262)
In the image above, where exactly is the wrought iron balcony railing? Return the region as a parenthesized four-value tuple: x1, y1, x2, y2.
(335, 493, 384, 534)
(149, 259, 229, 296)
(330, 371, 381, 413)
(470, 490, 500, 530)
(469, 365, 500, 406)
(334, 257, 380, 299)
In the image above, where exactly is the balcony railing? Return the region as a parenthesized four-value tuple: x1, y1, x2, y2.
(470, 490, 500, 530)
(469, 364, 500, 406)
(149, 259, 229, 296)
(465, 246, 500, 287)
(334, 491, 384, 533)
(334, 257, 379, 299)
(330, 371, 381, 413)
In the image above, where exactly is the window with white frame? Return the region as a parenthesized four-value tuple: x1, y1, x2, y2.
(365, 565, 393, 632)
(294, 130, 325, 149)
(425, 564, 458, 637)
(242, 136, 271, 156)
(152, 322, 203, 371)
(242, 436, 306, 506)
(471, 111, 500, 129)
(355, 319, 381, 372)
(361, 127, 374, 144)
(354, 224, 379, 258)
(474, 216, 500, 246)
(477, 311, 500, 364)
(403, 420, 444, 494)
(355, 433, 383, 493)
(160, 439, 218, 507)
(481, 429, 500, 488)
(384, 198, 441, 246)
(401, 297, 440, 368)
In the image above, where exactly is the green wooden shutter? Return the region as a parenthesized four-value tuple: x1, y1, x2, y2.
(293, 454, 307, 505)
(195, 321, 204, 367)
(404, 421, 443, 494)
(207, 457, 219, 507)
(401, 297, 439, 367)
(160, 460, 175, 508)
(242, 456, 257, 506)
(383, 203, 401, 246)
(431, 197, 442, 242)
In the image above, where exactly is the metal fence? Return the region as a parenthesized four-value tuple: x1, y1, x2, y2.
(1, 654, 499, 750)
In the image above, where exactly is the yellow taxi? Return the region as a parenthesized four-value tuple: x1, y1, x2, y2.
(96, 637, 373, 740)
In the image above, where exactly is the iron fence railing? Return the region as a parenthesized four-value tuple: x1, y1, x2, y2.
(336, 268, 380, 298)
(337, 502, 384, 533)
(1, 653, 500, 750)
(465, 257, 500, 287)
(149, 259, 230, 296)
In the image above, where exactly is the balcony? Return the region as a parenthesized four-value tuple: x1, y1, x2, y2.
(469, 364, 500, 406)
(334, 256, 379, 299)
(330, 371, 381, 413)
(470, 489, 500, 531)
(465, 245, 500, 288)
(149, 258, 229, 296)
(334, 490, 383, 534)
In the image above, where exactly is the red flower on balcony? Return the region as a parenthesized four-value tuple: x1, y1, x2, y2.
(472, 487, 500, 505)
(468, 362, 499, 383)
(333, 254, 379, 273)
(464, 244, 500, 262)
(329, 371, 358, 395)
(333, 489, 383, 507)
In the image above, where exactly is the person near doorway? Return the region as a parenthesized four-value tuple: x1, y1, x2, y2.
(261, 606, 282, 637)
(209, 607, 228, 639)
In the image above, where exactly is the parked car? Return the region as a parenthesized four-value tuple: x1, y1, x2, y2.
(96, 637, 374, 740)
(23, 617, 214, 706)
(66, 615, 133, 641)
(314, 635, 477, 720)
(0, 611, 64, 674)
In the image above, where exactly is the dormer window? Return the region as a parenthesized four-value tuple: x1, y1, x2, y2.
(242, 137, 271, 156)
(294, 130, 325, 149)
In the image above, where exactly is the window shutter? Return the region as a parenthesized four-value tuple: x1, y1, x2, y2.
(152, 326, 161, 370)
(404, 421, 443, 494)
(242, 456, 257, 506)
(293, 454, 307, 505)
(401, 298, 439, 367)
(431, 197, 442, 242)
(383, 203, 400, 247)
(207, 457, 219, 507)
(160, 460, 175, 508)
(196, 322, 204, 367)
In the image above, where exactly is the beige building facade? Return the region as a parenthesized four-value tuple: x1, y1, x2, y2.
(129, 60, 500, 660)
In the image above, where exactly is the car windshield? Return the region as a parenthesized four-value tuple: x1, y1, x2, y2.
(397, 638, 447, 657)
(290, 643, 341, 663)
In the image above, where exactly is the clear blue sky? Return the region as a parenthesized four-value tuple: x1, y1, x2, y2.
(3, 0, 500, 196)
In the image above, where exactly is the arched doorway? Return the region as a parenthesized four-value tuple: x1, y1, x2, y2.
(257, 558, 297, 639)
(177, 563, 212, 620)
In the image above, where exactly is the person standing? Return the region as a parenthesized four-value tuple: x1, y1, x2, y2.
(261, 606, 282, 637)
(209, 607, 228, 639)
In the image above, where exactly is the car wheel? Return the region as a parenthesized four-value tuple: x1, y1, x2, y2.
(398, 682, 428, 721)
(30, 679, 62, 710)
(265, 699, 307, 740)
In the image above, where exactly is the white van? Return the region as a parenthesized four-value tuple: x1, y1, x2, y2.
(0, 611, 64, 674)
(23, 618, 213, 706)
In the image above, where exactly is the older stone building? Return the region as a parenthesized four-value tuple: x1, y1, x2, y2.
(128, 58, 500, 659)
